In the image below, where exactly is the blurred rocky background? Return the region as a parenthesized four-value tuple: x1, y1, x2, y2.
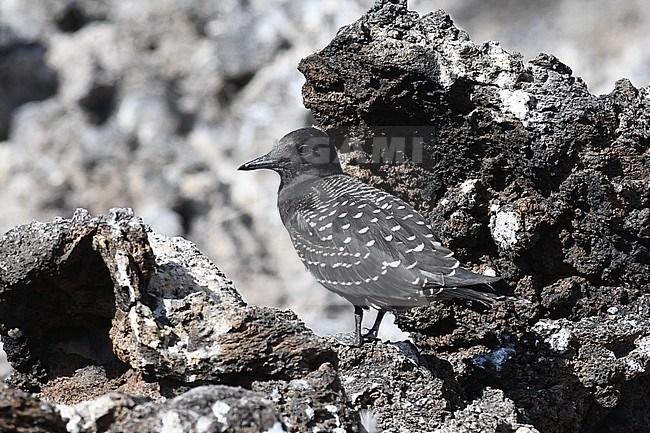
(1, 0, 649, 364)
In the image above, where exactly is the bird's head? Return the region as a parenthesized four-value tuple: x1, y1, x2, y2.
(238, 127, 343, 184)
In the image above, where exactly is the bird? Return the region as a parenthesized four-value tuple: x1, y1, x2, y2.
(239, 127, 503, 346)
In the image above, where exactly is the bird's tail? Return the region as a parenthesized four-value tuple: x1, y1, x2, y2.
(433, 284, 506, 306)
(421, 268, 508, 306)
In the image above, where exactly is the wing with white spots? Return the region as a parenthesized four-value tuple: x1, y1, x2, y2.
(284, 175, 491, 308)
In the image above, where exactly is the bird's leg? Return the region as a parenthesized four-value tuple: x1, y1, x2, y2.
(353, 306, 364, 347)
(363, 310, 386, 340)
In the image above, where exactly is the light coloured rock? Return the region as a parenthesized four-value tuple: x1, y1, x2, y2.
(0, 342, 10, 381)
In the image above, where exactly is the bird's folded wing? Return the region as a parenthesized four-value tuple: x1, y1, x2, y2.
(287, 179, 487, 306)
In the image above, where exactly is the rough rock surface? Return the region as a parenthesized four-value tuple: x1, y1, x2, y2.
(298, 0, 650, 431)
(0, 384, 67, 433)
(336, 341, 461, 432)
(1, 1, 650, 432)
(0, 208, 544, 432)
(61, 386, 288, 433)
(0, 209, 348, 432)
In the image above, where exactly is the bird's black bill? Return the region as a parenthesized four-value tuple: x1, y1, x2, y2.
(238, 153, 275, 171)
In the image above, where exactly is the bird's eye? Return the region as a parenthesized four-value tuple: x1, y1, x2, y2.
(297, 144, 312, 156)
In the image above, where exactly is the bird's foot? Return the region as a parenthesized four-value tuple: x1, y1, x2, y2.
(362, 328, 380, 340)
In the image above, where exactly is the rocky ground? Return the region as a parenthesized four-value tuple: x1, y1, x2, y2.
(1, 0, 649, 432)
(0, 209, 541, 432)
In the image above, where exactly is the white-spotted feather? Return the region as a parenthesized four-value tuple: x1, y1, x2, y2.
(281, 175, 486, 308)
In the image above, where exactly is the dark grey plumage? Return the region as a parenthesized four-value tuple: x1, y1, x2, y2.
(239, 127, 502, 346)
